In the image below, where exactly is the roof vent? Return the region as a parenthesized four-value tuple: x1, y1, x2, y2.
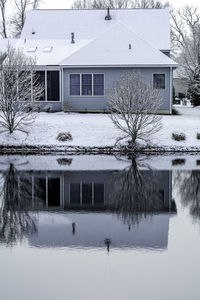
(129, 44, 132, 50)
(27, 46, 37, 53)
(105, 7, 112, 21)
(31, 28, 36, 35)
(43, 46, 53, 53)
(71, 32, 75, 44)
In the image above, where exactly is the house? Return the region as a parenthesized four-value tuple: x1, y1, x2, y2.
(0, 8, 177, 113)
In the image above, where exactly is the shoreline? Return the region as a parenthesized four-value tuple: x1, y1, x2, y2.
(1, 144, 200, 154)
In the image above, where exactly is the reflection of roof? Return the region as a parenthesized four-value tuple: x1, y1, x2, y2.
(27, 212, 170, 250)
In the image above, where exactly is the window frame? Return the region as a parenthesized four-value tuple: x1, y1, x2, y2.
(69, 181, 105, 205)
(69, 73, 105, 97)
(34, 69, 61, 102)
(152, 73, 166, 90)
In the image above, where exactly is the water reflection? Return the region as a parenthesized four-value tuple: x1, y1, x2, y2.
(0, 156, 176, 251)
(174, 170, 200, 222)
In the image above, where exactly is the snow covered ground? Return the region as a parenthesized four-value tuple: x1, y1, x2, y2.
(1, 106, 200, 151)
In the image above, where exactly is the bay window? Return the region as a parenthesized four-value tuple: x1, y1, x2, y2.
(70, 73, 104, 96)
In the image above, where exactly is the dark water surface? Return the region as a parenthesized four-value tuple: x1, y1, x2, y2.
(0, 154, 200, 300)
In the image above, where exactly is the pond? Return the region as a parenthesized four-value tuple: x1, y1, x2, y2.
(0, 154, 200, 300)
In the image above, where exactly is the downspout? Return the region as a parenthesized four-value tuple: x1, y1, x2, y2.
(170, 66, 173, 114)
(61, 67, 64, 111)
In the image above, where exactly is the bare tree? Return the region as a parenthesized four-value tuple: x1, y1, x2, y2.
(110, 158, 176, 226)
(108, 72, 162, 146)
(0, 44, 44, 134)
(11, 0, 41, 37)
(0, 0, 8, 38)
(171, 6, 200, 105)
(71, 0, 169, 9)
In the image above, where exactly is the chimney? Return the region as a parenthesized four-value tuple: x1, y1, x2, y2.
(105, 7, 112, 20)
(71, 32, 75, 44)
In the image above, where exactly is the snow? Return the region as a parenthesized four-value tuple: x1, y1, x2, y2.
(0, 106, 200, 151)
(21, 8, 170, 50)
(60, 23, 177, 67)
(15, 39, 91, 65)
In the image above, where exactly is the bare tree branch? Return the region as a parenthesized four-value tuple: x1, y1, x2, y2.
(108, 72, 163, 146)
(0, 44, 44, 134)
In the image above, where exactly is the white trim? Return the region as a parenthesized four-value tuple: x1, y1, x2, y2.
(61, 64, 178, 68)
(170, 67, 172, 114)
(69, 73, 105, 97)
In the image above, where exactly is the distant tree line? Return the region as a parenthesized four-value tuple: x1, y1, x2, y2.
(0, 0, 41, 38)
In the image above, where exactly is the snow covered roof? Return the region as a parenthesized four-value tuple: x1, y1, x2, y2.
(59, 23, 177, 67)
(0, 9, 177, 68)
(21, 8, 171, 51)
(11, 22, 177, 67)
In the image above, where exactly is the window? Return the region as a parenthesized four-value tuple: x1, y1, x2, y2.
(82, 183, 92, 204)
(70, 183, 80, 204)
(47, 71, 60, 101)
(70, 74, 104, 96)
(82, 74, 92, 95)
(94, 183, 104, 204)
(48, 178, 60, 207)
(70, 74, 80, 96)
(153, 74, 165, 89)
(35, 70, 60, 101)
(93, 74, 104, 96)
(35, 71, 45, 101)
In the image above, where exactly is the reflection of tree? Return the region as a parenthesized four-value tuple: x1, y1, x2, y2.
(110, 159, 176, 226)
(173, 170, 200, 222)
(0, 164, 38, 246)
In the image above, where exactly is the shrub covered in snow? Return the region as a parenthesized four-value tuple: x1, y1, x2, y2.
(57, 158, 72, 165)
(172, 132, 186, 141)
(44, 104, 52, 113)
(56, 132, 72, 142)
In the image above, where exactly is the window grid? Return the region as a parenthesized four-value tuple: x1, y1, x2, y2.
(69, 73, 105, 97)
(153, 73, 165, 90)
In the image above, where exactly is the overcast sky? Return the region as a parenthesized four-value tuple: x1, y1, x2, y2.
(40, 0, 200, 9)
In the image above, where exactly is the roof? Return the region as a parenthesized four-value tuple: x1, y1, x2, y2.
(21, 8, 170, 50)
(59, 23, 177, 67)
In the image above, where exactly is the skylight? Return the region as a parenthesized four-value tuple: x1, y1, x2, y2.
(43, 46, 53, 53)
(27, 47, 37, 53)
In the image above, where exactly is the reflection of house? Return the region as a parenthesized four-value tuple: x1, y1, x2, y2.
(18, 170, 172, 211)
(15, 168, 174, 250)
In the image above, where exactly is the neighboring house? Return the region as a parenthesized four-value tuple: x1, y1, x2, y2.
(0, 8, 177, 113)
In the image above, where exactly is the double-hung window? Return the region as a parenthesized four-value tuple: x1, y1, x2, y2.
(70, 73, 104, 96)
(153, 74, 165, 89)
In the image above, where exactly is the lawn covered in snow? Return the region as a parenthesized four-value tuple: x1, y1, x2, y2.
(1, 106, 200, 150)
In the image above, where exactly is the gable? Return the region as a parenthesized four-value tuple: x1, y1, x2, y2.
(59, 23, 177, 67)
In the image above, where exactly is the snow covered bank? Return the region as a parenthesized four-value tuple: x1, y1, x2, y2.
(0, 106, 200, 153)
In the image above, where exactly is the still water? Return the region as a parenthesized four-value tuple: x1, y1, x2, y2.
(0, 154, 200, 300)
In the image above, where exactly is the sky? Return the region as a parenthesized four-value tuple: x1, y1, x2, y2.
(40, 0, 200, 9)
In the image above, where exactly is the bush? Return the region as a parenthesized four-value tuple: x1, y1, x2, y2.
(57, 158, 72, 165)
(172, 132, 186, 141)
(196, 133, 200, 139)
(172, 159, 185, 166)
(44, 104, 52, 112)
(56, 132, 72, 142)
(172, 108, 180, 115)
